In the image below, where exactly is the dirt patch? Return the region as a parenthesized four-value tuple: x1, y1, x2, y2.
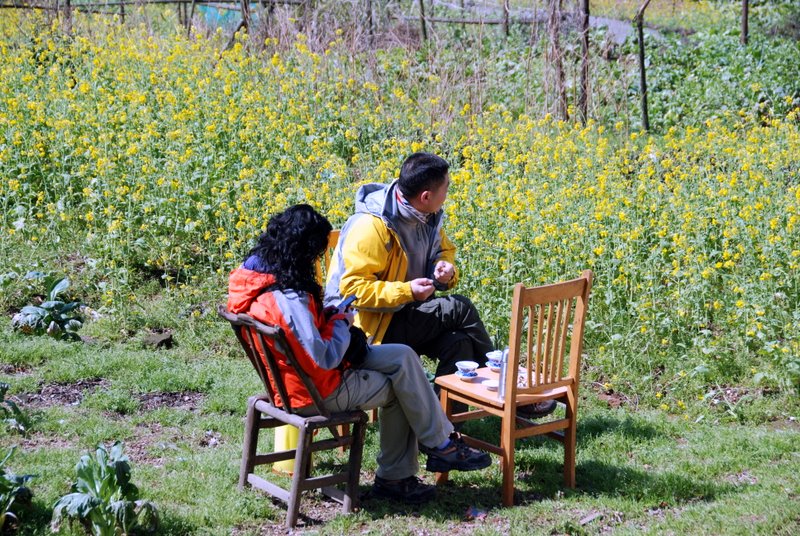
(138, 391, 204, 412)
(19, 433, 75, 452)
(709, 386, 753, 406)
(591, 382, 639, 410)
(724, 470, 758, 486)
(199, 429, 222, 448)
(18, 378, 109, 409)
(0, 363, 31, 376)
(766, 417, 800, 432)
(597, 391, 625, 409)
(124, 423, 179, 467)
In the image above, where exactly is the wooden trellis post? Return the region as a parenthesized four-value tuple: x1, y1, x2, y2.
(741, 0, 749, 45)
(367, 0, 373, 43)
(578, 0, 590, 124)
(635, 0, 652, 131)
(547, 0, 567, 120)
(503, 0, 509, 37)
(418, 0, 427, 41)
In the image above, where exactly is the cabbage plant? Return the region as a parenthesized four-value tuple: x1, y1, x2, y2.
(51, 442, 157, 536)
(11, 277, 83, 341)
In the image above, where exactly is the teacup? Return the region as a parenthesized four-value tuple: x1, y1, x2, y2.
(455, 360, 479, 375)
(486, 350, 503, 362)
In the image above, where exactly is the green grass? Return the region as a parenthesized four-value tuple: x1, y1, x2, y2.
(0, 1, 799, 533)
(1, 301, 797, 534)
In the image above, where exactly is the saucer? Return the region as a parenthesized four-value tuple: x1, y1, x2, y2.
(456, 370, 478, 382)
(485, 361, 501, 372)
(482, 379, 499, 391)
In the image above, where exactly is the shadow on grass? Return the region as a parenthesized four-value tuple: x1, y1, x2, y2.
(156, 509, 200, 535)
(242, 411, 737, 528)
(577, 412, 663, 442)
(14, 498, 52, 536)
(455, 408, 662, 449)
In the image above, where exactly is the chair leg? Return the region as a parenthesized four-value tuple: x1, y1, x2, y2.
(239, 397, 260, 490)
(435, 389, 452, 486)
(500, 413, 516, 507)
(343, 418, 367, 513)
(563, 392, 577, 488)
(286, 424, 312, 529)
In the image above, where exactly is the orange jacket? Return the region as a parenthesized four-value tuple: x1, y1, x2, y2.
(227, 266, 348, 409)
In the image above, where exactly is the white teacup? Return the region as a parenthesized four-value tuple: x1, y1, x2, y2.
(455, 360, 479, 374)
(486, 350, 503, 362)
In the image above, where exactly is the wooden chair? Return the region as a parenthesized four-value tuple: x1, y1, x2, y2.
(315, 228, 340, 285)
(219, 306, 368, 529)
(435, 270, 593, 506)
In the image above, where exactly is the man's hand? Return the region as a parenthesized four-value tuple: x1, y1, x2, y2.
(433, 261, 455, 284)
(410, 278, 435, 301)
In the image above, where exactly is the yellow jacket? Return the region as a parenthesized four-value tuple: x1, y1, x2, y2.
(325, 181, 458, 343)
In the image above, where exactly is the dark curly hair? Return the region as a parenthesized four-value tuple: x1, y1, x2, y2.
(245, 204, 332, 303)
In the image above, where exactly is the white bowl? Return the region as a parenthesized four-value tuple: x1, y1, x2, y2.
(455, 360, 479, 374)
(482, 379, 499, 391)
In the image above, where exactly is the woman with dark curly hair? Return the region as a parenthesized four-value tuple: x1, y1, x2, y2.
(228, 204, 490, 505)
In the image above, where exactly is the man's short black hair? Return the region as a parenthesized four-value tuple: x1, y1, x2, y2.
(398, 152, 450, 198)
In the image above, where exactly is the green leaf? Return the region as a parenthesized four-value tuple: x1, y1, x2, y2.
(19, 306, 46, 316)
(60, 302, 83, 314)
(47, 277, 70, 301)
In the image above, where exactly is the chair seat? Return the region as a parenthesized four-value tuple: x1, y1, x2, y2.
(436, 367, 571, 409)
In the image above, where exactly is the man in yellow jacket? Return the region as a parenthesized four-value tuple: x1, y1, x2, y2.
(325, 152, 555, 418)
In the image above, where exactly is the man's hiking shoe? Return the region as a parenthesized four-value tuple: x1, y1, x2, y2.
(422, 432, 492, 473)
(372, 476, 436, 504)
(517, 400, 557, 419)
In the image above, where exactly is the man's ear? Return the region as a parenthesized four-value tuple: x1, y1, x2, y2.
(418, 190, 431, 204)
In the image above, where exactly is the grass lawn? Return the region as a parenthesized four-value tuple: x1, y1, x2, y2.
(1, 292, 797, 535)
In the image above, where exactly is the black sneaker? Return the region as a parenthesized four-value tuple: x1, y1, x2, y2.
(422, 432, 492, 473)
(516, 400, 557, 419)
(372, 476, 436, 504)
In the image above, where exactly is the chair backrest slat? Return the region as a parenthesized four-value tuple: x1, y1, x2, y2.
(218, 306, 332, 417)
(241, 325, 276, 405)
(526, 305, 547, 385)
(505, 271, 593, 400)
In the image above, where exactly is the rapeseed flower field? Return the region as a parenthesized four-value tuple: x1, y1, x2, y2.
(0, 11, 798, 411)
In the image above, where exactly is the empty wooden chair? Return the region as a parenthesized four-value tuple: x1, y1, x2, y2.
(219, 306, 368, 528)
(435, 270, 593, 506)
